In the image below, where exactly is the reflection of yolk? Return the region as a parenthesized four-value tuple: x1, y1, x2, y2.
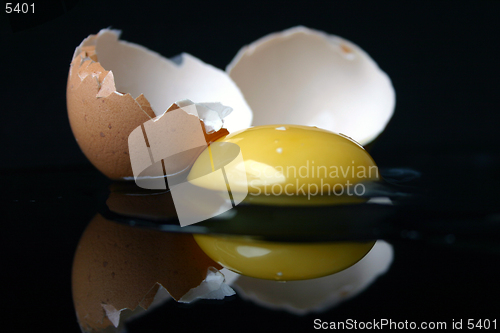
(189, 125, 379, 280)
(193, 235, 374, 280)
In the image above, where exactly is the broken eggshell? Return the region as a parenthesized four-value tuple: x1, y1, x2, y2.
(67, 27, 394, 179)
(67, 29, 252, 179)
(227, 26, 396, 146)
(69, 27, 396, 326)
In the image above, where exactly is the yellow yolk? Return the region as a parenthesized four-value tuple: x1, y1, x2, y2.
(187, 125, 378, 280)
(187, 125, 379, 205)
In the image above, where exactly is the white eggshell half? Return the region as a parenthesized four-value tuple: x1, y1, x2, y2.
(227, 26, 395, 145)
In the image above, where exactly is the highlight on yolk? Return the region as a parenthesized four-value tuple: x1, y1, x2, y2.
(188, 124, 380, 280)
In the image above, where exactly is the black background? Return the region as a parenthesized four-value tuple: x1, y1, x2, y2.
(2, 1, 500, 332)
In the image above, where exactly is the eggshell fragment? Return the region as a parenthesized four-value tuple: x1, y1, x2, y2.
(72, 214, 234, 332)
(227, 26, 396, 146)
(67, 29, 252, 179)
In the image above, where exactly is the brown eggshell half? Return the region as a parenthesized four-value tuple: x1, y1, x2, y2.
(67, 46, 156, 179)
(72, 214, 223, 332)
(67, 30, 252, 180)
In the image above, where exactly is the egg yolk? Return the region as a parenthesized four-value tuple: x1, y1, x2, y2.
(188, 125, 379, 205)
(188, 125, 378, 280)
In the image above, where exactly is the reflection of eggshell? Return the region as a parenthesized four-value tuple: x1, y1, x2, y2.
(105, 184, 177, 221)
(227, 26, 395, 146)
(227, 240, 393, 315)
(67, 29, 252, 179)
(106, 181, 233, 228)
(72, 214, 229, 332)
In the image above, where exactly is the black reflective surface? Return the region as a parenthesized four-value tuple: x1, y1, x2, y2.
(5, 157, 500, 331)
(100, 162, 500, 250)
